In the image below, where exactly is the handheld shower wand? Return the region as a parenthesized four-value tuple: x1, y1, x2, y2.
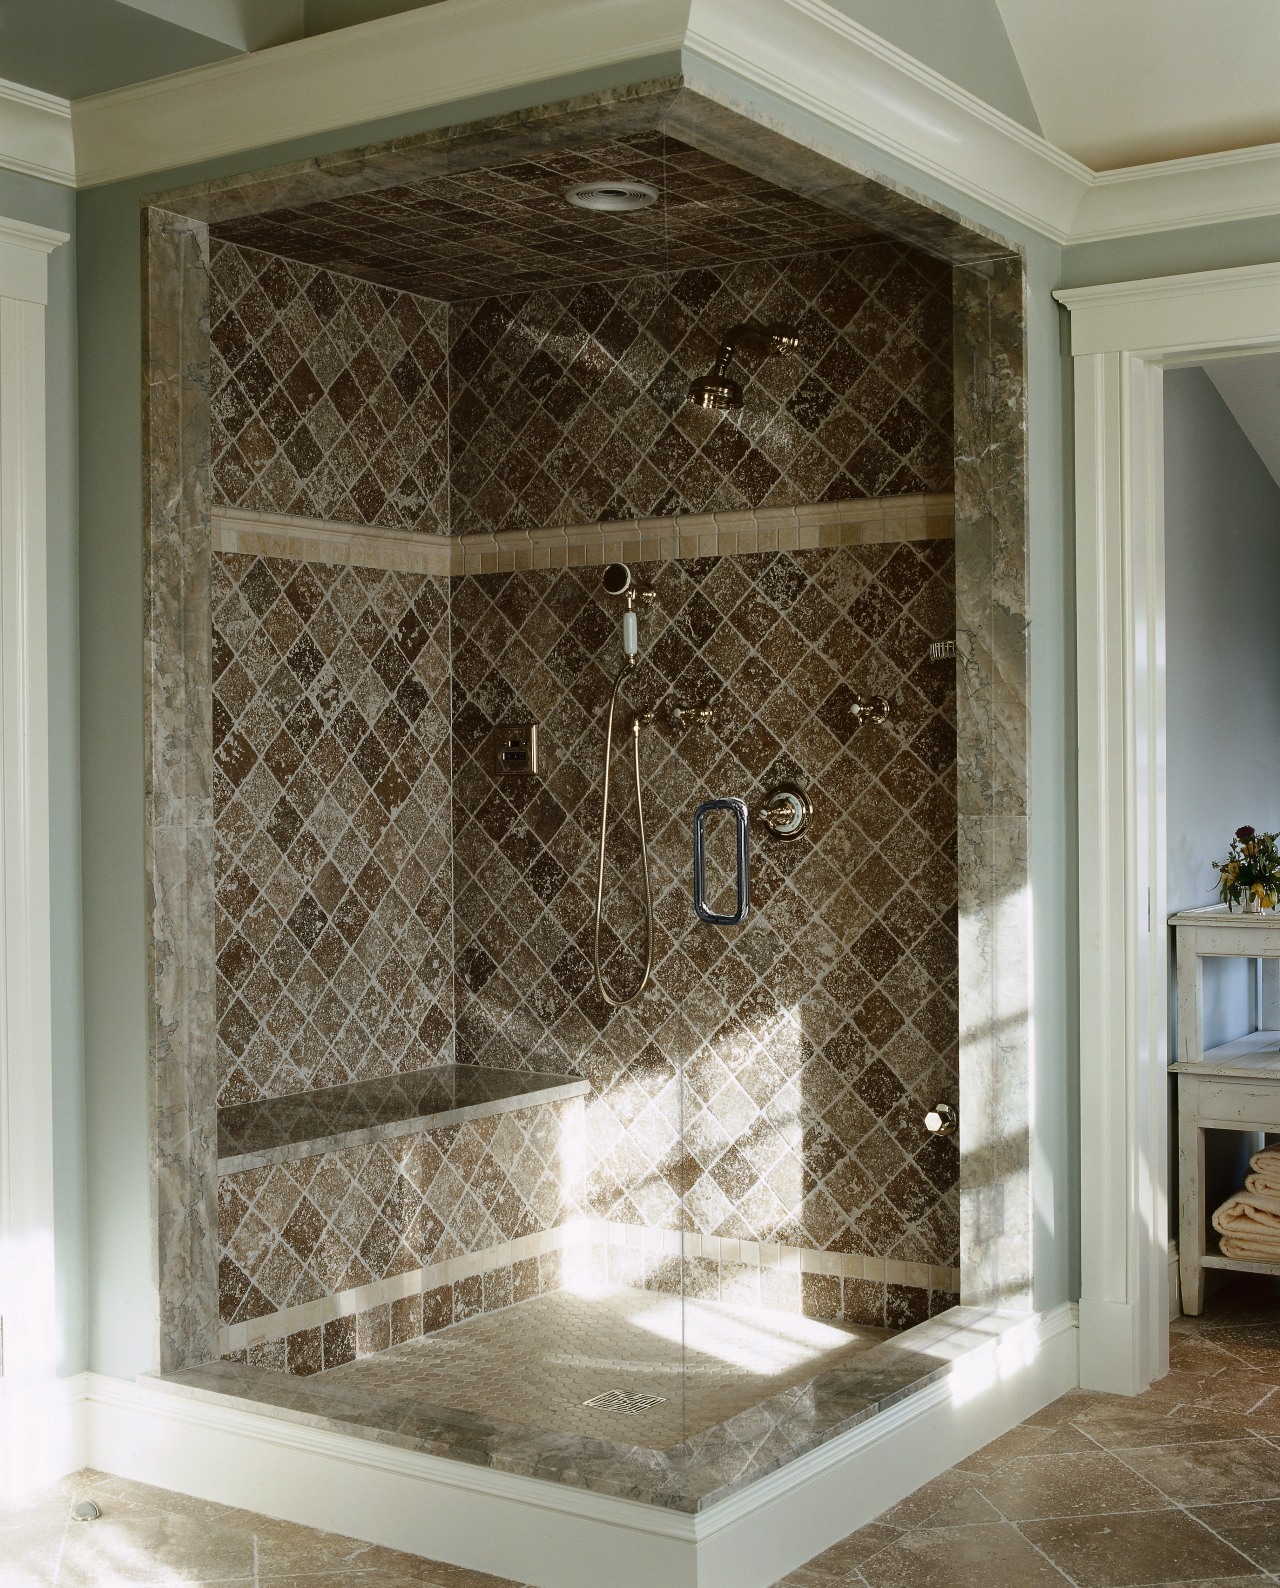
(593, 565, 655, 1008)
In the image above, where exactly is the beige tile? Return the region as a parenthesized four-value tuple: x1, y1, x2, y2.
(1021, 1509, 1263, 1587)
(973, 1449, 1166, 1521)
(858, 1521, 1072, 1587)
(1072, 1405, 1253, 1450)
(54, 1509, 257, 1585)
(1117, 1437, 1280, 1505)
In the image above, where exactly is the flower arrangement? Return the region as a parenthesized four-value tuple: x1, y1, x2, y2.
(1214, 826, 1280, 911)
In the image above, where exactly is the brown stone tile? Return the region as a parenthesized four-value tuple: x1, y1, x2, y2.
(1189, 1499, 1280, 1571)
(973, 1449, 1166, 1521)
(1116, 1436, 1280, 1505)
(858, 1521, 1072, 1587)
(1021, 1509, 1263, 1587)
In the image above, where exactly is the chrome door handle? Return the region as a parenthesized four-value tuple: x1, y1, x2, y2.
(693, 798, 750, 925)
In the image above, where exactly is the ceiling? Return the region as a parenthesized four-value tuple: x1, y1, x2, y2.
(0, 0, 439, 99)
(2, 0, 1278, 172)
(211, 133, 881, 301)
(995, 0, 1280, 169)
(1206, 355, 1280, 492)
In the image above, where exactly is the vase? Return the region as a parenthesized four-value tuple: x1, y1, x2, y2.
(1245, 895, 1263, 914)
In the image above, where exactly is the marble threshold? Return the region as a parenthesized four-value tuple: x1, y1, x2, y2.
(217, 1063, 589, 1174)
(210, 493, 955, 576)
(156, 1303, 1025, 1514)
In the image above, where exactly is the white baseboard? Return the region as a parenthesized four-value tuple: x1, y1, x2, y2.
(57, 1304, 1078, 1588)
(0, 1373, 87, 1495)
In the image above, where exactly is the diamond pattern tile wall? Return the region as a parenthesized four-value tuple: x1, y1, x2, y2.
(448, 243, 952, 536)
(209, 240, 449, 532)
(450, 544, 959, 1269)
(212, 552, 454, 1106)
(218, 1100, 580, 1324)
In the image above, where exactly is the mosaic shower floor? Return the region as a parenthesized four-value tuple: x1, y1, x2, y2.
(313, 1282, 893, 1447)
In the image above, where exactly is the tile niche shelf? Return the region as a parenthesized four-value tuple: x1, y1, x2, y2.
(1171, 905, 1280, 1314)
(216, 1064, 590, 1175)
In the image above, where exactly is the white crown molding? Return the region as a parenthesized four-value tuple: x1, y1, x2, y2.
(684, 0, 1089, 244)
(0, 0, 1267, 247)
(69, 0, 689, 191)
(1072, 141, 1280, 244)
(1055, 262, 1280, 357)
(0, 78, 75, 189)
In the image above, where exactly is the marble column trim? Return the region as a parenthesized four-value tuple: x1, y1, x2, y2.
(953, 257, 1032, 1310)
(144, 207, 220, 1372)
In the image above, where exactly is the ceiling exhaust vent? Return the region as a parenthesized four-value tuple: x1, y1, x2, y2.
(564, 181, 659, 213)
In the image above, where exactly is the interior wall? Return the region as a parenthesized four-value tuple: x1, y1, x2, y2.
(0, 168, 84, 1379)
(210, 240, 449, 532)
(211, 553, 454, 1106)
(452, 542, 960, 1329)
(448, 244, 952, 534)
(1164, 366, 1280, 1049)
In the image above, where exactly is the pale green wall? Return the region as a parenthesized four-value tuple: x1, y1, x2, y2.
(0, 169, 83, 1376)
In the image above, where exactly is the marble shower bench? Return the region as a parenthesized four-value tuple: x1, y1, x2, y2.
(216, 1063, 590, 1174)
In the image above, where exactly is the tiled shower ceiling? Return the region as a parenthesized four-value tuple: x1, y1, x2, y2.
(210, 134, 885, 301)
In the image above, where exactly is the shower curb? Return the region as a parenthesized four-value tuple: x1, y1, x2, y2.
(32, 1303, 1079, 1588)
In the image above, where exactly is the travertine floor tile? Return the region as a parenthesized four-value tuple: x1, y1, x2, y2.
(857, 1519, 1072, 1587)
(1115, 1435, 1280, 1506)
(973, 1448, 1167, 1521)
(1020, 1509, 1264, 1586)
(1188, 1498, 1280, 1572)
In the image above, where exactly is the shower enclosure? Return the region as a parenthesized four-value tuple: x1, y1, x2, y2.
(141, 76, 1031, 1584)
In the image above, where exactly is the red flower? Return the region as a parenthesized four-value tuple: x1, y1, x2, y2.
(1238, 826, 1257, 840)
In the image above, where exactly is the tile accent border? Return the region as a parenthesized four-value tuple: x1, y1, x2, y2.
(218, 1224, 574, 1366)
(212, 493, 954, 576)
(576, 1222, 961, 1332)
(219, 1217, 963, 1375)
(212, 505, 453, 575)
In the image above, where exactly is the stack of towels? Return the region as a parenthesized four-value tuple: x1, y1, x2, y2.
(1212, 1144, 1280, 1260)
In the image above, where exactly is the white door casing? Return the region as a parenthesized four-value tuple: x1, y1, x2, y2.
(1056, 262, 1280, 1394)
(0, 215, 66, 1399)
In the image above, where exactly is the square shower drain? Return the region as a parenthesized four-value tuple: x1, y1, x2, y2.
(582, 1389, 667, 1416)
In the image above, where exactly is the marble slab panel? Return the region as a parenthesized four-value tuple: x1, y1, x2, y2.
(144, 208, 221, 1374)
(217, 1063, 590, 1173)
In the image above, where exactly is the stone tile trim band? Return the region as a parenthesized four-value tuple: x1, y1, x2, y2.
(586, 1219, 961, 1295)
(218, 1222, 574, 1359)
(212, 493, 955, 575)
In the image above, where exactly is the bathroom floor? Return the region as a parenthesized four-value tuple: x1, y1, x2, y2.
(314, 1281, 893, 1446)
(13, 1279, 1280, 1586)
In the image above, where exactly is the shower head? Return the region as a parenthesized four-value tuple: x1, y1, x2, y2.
(687, 371, 744, 411)
(685, 322, 799, 411)
(602, 563, 633, 597)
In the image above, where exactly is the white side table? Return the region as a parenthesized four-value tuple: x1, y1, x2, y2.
(1172, 905, 1280, 1314)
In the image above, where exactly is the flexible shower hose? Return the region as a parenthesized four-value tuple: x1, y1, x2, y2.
(592, 661, 654, 1008)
